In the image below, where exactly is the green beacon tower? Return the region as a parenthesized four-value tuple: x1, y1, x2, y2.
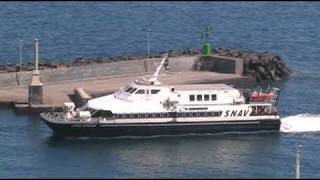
(202, 24, 212, 56)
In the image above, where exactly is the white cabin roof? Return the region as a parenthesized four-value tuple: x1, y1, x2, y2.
(172, 83, 236, 91)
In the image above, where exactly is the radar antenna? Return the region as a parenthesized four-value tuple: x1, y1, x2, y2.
(146, 53, 168, 85)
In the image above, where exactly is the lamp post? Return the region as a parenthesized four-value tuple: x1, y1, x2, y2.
(143, 28, 152, 72)
(19, 39, 23, 86)
(147, 28, 151, 60)
(296, 145, 303, 179)
(28, 38, 43, 105)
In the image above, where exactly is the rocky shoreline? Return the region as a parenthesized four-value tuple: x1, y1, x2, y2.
(0, 48, 291, 82)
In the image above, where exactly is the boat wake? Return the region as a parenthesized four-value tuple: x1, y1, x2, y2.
(280, 113, 320, 133)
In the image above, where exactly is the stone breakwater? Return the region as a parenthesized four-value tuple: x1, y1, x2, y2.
(213, 48, 291, 82)
(0, 48, 290, 82)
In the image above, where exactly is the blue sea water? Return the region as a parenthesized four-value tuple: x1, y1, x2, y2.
(1, 1, 320, 178)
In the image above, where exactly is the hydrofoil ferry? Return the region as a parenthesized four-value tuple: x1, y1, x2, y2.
(40, 54, 281, 137)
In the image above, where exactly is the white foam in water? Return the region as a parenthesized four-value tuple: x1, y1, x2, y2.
(280, 113, 320, 133)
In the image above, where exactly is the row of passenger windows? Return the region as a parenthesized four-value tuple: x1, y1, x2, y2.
(189, 94, 217, 101)
(96, 111, 223, 119)
(123, 86, 160, 94)
(136, 89, 160, 94)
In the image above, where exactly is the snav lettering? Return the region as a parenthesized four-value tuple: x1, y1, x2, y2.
(224, 109, 251, 117)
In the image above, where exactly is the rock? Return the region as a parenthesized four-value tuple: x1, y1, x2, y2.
(248, 53, 260, 62)
(281, 68, 291, 77)
(6, 66, 17, 72)
(0, 65, 7, 70)
(260, 52, 274, 61)
(255, 71, 262, 82)
(237, 49, 291, 82)
(25, 64, 34, 71)
(112, 56, 123, 61)
(74, 59, 88, 66)
(271, 70, 282, 81)
(94, 59, 103, 63)
(242, 53, 260, 64)
(273, 75, 282, 81)
(190, 48, 201, 55)
(229, 50, 241, 58)
(0, 69, 8, 73)
(269, 69, 276, 80)
(47, 62, 61, 68)
(265, 62, 276, 72)
(155, 54, 163, 58)
(256, 65, 266, 74)
(181, 49, 188, 55)
(168, 49, 182, 57)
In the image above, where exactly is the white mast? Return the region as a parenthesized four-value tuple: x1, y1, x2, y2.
(147, 53, 168, 85)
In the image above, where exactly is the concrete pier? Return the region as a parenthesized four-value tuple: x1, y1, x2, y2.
(0, 70, 254, 112)
(0, 50, 261, 113)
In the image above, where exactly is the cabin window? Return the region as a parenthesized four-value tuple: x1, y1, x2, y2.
(155, 113, 161, 118)
(132, 114, 139, 118)
(189, 95, 195, 101)
(136, 89, 145, 94)
(169, 112, 177, 118)
(151, 89, 160, 94)
(162, 113, 169, 118)
(211, 94, 217, 101)
(125, 87, 133, 93)
(129, 88, 137, 94)
(199, 112, 205, 117)
(140, 114, 146, 118)
(204, 94, 210, 101)
(123, 86, 130, 92)
(197, 94, 202, 101)
(117, 114, 124, 119)
(192, 112, 198, 117)
(124, 114, 131, 119)
(209, 111, 222, 116)
(147, 113, 153, 118)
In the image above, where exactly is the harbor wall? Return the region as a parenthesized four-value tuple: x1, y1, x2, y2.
(0, 56, 201, 88)
(0, 47, 291, 88)
(193, 55, 243, 74)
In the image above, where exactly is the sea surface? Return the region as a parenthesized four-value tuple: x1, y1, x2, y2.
(1, 1, 320, 178)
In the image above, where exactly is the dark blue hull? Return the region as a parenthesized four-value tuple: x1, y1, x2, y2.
(41, 117, 281, 137)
